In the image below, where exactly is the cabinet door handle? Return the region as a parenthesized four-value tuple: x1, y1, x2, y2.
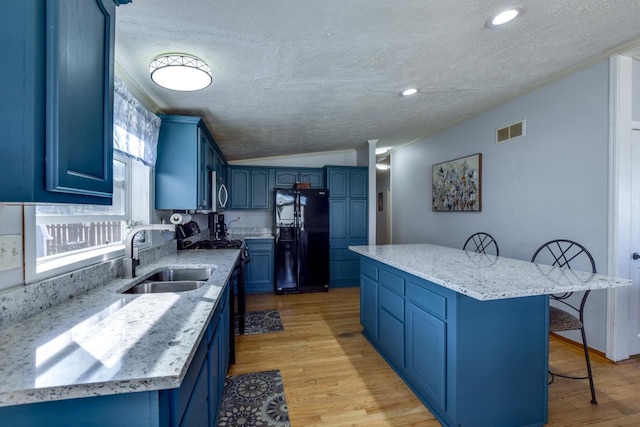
(219, 183, 228, 208)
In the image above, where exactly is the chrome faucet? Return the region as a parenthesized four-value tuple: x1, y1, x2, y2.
(123, 224, 176, 278)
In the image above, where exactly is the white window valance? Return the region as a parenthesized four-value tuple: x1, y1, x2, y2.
(113, 76, 161, 167)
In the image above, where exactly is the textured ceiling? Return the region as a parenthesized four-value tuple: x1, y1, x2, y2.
(115, 1, 640, 162)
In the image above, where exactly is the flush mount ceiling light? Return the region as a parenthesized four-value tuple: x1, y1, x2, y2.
(487, 6, 523, 27)
(149, 54, 212, 91)
(376, 164, 391, 171)
(401, 88, 418, 96)
(375, 147, 389, 155)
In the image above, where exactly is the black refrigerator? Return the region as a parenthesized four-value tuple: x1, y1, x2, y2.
(274, 188, 329, 294)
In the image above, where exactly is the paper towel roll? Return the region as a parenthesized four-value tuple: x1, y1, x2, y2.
(170, 213, 192, 224)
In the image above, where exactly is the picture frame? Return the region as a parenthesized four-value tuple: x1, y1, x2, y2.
(432, 153, 482, 212)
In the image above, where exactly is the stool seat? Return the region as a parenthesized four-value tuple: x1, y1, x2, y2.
(549, 306, 583, 332)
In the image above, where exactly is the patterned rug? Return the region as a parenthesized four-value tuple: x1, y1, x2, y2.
(235, 310, 284, 336)
(218, 369, 291, 427)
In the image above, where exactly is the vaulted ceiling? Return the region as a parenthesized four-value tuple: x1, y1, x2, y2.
(115, 1, 640, 161)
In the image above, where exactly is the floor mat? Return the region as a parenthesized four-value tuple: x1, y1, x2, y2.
(235, 310, 284, 336)
(218, 369, 290, 427)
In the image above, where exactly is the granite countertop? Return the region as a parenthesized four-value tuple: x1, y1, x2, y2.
(349, 244, 631, 301)
(228, 228, 274, 240)
(239, 235, 274, 240)
(0, 249, 241, 408)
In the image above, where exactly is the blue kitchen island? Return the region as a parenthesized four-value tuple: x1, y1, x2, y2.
(349, 244, 630, 427)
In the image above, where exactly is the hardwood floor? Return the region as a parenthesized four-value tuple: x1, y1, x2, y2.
(229, 288, 640, 426)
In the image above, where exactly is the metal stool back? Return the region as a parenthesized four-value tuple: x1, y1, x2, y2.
(530, 239, 598, 405)
(463, 232, 499, 256)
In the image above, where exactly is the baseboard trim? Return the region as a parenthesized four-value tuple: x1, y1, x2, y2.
(550, 333, 612, 363)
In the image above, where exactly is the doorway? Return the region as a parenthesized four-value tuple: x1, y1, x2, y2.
(629, 128, 640, 355)
(376, 173, 391, 245)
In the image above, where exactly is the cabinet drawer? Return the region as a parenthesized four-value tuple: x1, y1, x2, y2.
(379, 285, 404, 321)
(379, 269, 404, 295)
(407, 280, 447, 320)
(246, 240, 273, 252)
(361, 261, 378, 281)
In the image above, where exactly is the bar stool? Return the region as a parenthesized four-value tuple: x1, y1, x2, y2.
(530, 239, 598, 405)
(463, 232, 499, 256)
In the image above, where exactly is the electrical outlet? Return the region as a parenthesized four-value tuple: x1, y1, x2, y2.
(0, 235, 22, 271)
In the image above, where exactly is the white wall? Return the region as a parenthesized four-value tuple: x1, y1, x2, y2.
(633, 58, 640, 122)
(0, 205, 24, 290)
(392, 60, 611, 350)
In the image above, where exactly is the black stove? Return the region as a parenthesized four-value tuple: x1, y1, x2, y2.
(180, 235, 251, 339)
(183, 239, 243, 250)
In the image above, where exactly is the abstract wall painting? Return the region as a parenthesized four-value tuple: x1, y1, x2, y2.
(432, 153, 482, 212)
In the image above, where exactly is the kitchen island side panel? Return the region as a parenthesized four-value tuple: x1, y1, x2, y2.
(454, 294, 549, 427)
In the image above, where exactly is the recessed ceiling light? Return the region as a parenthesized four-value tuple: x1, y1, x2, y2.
(487, 6, 523, 27)
(375, 147, 389, 155)
(149, 54, 212, 91)
(376, 164, 391, 171)
(401, 88, 418, 96)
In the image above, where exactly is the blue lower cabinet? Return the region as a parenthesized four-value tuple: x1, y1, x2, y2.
(179, 359, 209, 427)
(329, 248, 361, 287)
(378, 308, 404, 367)
(405, 301, 446, 409)
(209, 317, 222, 424)
(245, 239, 274, 293)
(0, 393, 164, 427)
(360, 274, 378, 341)
(167, 331, 210, 427)
(358, 257, 548, 427)
(0, 284, 232, 427)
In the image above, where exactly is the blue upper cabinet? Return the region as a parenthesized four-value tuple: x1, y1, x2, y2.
(228, 166, 273, 210)
(229, 168, 250, 209)
(1, 0, 120, 205)
(274, 168, 324, 189)
(156, 115, 227, 211)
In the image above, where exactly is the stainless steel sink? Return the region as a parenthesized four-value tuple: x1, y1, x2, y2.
(121, 267, 215, 294)
(123, 280, 206, 294)
(143, 267, 214, 282)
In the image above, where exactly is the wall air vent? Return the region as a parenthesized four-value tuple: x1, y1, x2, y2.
(496, 120, 525, 143)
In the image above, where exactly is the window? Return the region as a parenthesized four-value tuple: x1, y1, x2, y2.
(35, 157, 128, 259)
(25, 155, 152, 282)
(24, 75, 160, 283)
